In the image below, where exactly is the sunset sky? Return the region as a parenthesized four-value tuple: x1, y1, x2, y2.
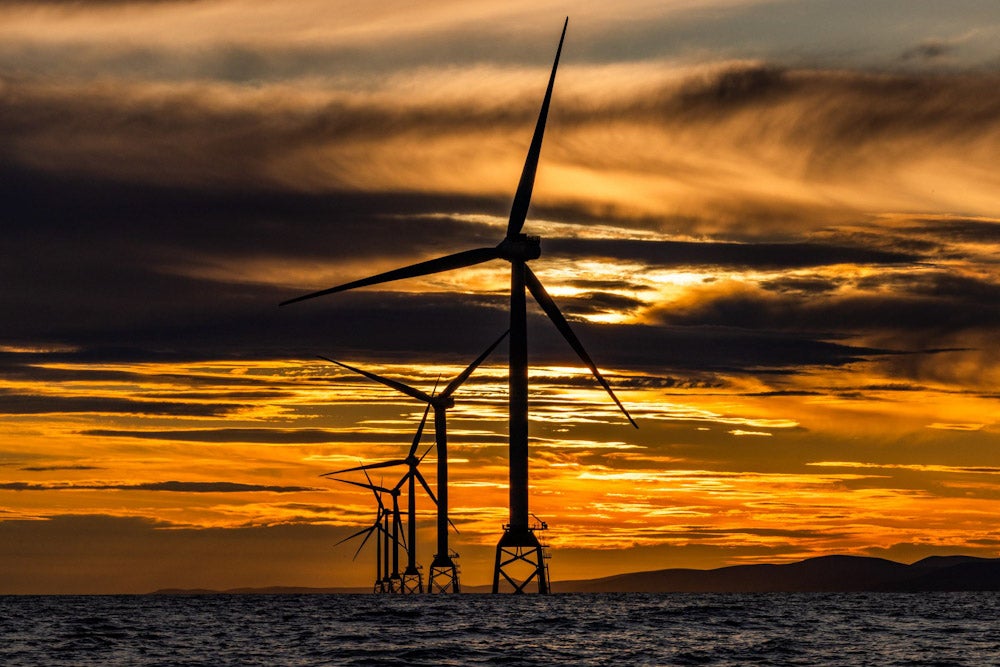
(2, 0, 1000, 594)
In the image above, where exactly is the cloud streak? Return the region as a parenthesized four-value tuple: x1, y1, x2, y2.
(0, 481, 318, 493)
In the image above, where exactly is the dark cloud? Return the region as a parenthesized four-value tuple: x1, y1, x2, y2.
(275, 503, 340, 514)
(668, 526, 847, 540)
(19, 465, 103, 472)
(546, 238, 918, 269)
(0, 481, 317, 493)
(901, 40, 954, 62)
(80, 428, 507, 445)
(567, 291, 646, 315)
(547, 323, 883, 372)
(137, 390, 291, 400)
(908, 218, 1000, 244)
(2, 64, 998, 382)
(759, 276, 843, 294)
(0, 355, 314, 389)
(650, 289, 1000, 337)
(906, 273, 1000, 305)
(0, 389, 244, 416)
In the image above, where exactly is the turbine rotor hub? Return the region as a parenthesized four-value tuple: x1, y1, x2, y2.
(497, 234, 541, 262)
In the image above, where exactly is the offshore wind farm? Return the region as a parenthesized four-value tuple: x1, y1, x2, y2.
(320, 330, 509, 593)
(3, 0, 1000, 662)
(3, 0, 1000, 624)
(284, 20, 639, 594)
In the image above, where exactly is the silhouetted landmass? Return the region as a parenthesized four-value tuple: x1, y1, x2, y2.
(150, 555, 1000, 594)
(544, 555, 1000, 593)
(152, 586, 371, 595)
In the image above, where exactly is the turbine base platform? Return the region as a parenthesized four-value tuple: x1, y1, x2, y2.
(491, 522, 551, 594)
(428, 552, 460, 593)
(400, 571, 423, 594)
(428, 565, 460, 594)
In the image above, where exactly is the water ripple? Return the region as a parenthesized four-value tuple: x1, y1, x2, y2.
(1, 592, 999, 666)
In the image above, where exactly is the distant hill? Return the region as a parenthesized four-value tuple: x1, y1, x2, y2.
(545, 555, 1000, 593)
(150, 555, 1000, 595)
(152, 585, 371, 595)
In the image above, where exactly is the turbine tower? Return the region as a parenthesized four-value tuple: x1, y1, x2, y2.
(319, 329, 508, 593)
(326, 403, 435, 594)
(283, 18, 636, 593)
(334, 476, 409, 593)
(331, 470, 392, 593)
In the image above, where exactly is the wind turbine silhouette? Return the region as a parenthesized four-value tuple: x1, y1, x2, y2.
(332, 468, 394, 592)
(319, 329, 509, 593)
(332, 474, 411, 593)
(283, 18, 635, 593)
(324, 402, 436, 594)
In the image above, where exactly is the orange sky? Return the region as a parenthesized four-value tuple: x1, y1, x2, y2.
(1, 0, 999, 593)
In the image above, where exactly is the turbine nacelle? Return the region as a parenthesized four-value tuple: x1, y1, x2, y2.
(497, 234, 541, 262)
(432, 395, 457, 410)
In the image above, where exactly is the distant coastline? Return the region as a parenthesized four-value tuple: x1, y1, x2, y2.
(150, 554, 1000, 595)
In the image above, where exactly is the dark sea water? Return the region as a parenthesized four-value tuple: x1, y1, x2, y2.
(2, 593, 999, 666)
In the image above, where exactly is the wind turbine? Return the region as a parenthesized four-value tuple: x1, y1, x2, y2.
(326, 402, 437, 594)
(318, 329, 509, 593)
(332, 475, 410, 593)
(331, 469, 392, 593)
(283, 18, 635, 593)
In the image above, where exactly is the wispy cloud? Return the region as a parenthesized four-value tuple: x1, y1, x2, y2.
(0, 481, 318, 492)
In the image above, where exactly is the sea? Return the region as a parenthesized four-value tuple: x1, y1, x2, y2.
(2, 592, 998, 666)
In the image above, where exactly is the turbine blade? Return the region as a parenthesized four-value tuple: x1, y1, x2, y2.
(414, 469, 438, 506)
(318, 356, 431, 404)
(505, 17, 568, 239)
(280, 247, 501, 306)
(322, 459, 406, 476)
(361, 469, 388, 509)
(525, 266, 638, 429)
(440, 329, 510, 400)
(360, 470, 376, 504)
(419, 443, 434, 464)
(334, 524, 374, 548)
(392, 469, 411, 493)
(333, 476, 394, 496)
(448, 517, 461, 535)
(352, 525, 377, 560)
(407, 402, 432, 459)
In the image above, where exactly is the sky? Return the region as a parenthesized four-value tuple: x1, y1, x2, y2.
(2, 0, 999, 594)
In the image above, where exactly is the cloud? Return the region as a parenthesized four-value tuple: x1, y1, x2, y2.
(0, 389, 245, 416)
(0, 481, 317, 492)
(80, 427, 507, 445)
(546, 238, 919, 268)
(646, 278, 1000, 336)
(0, 32, 996, 407)
(926, 423, 986, 432)
(19, 465, 103, 472)
(4, 63, 1000, 226)
(808, 461, 1000, 474)
(900, 39, 954, 62)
